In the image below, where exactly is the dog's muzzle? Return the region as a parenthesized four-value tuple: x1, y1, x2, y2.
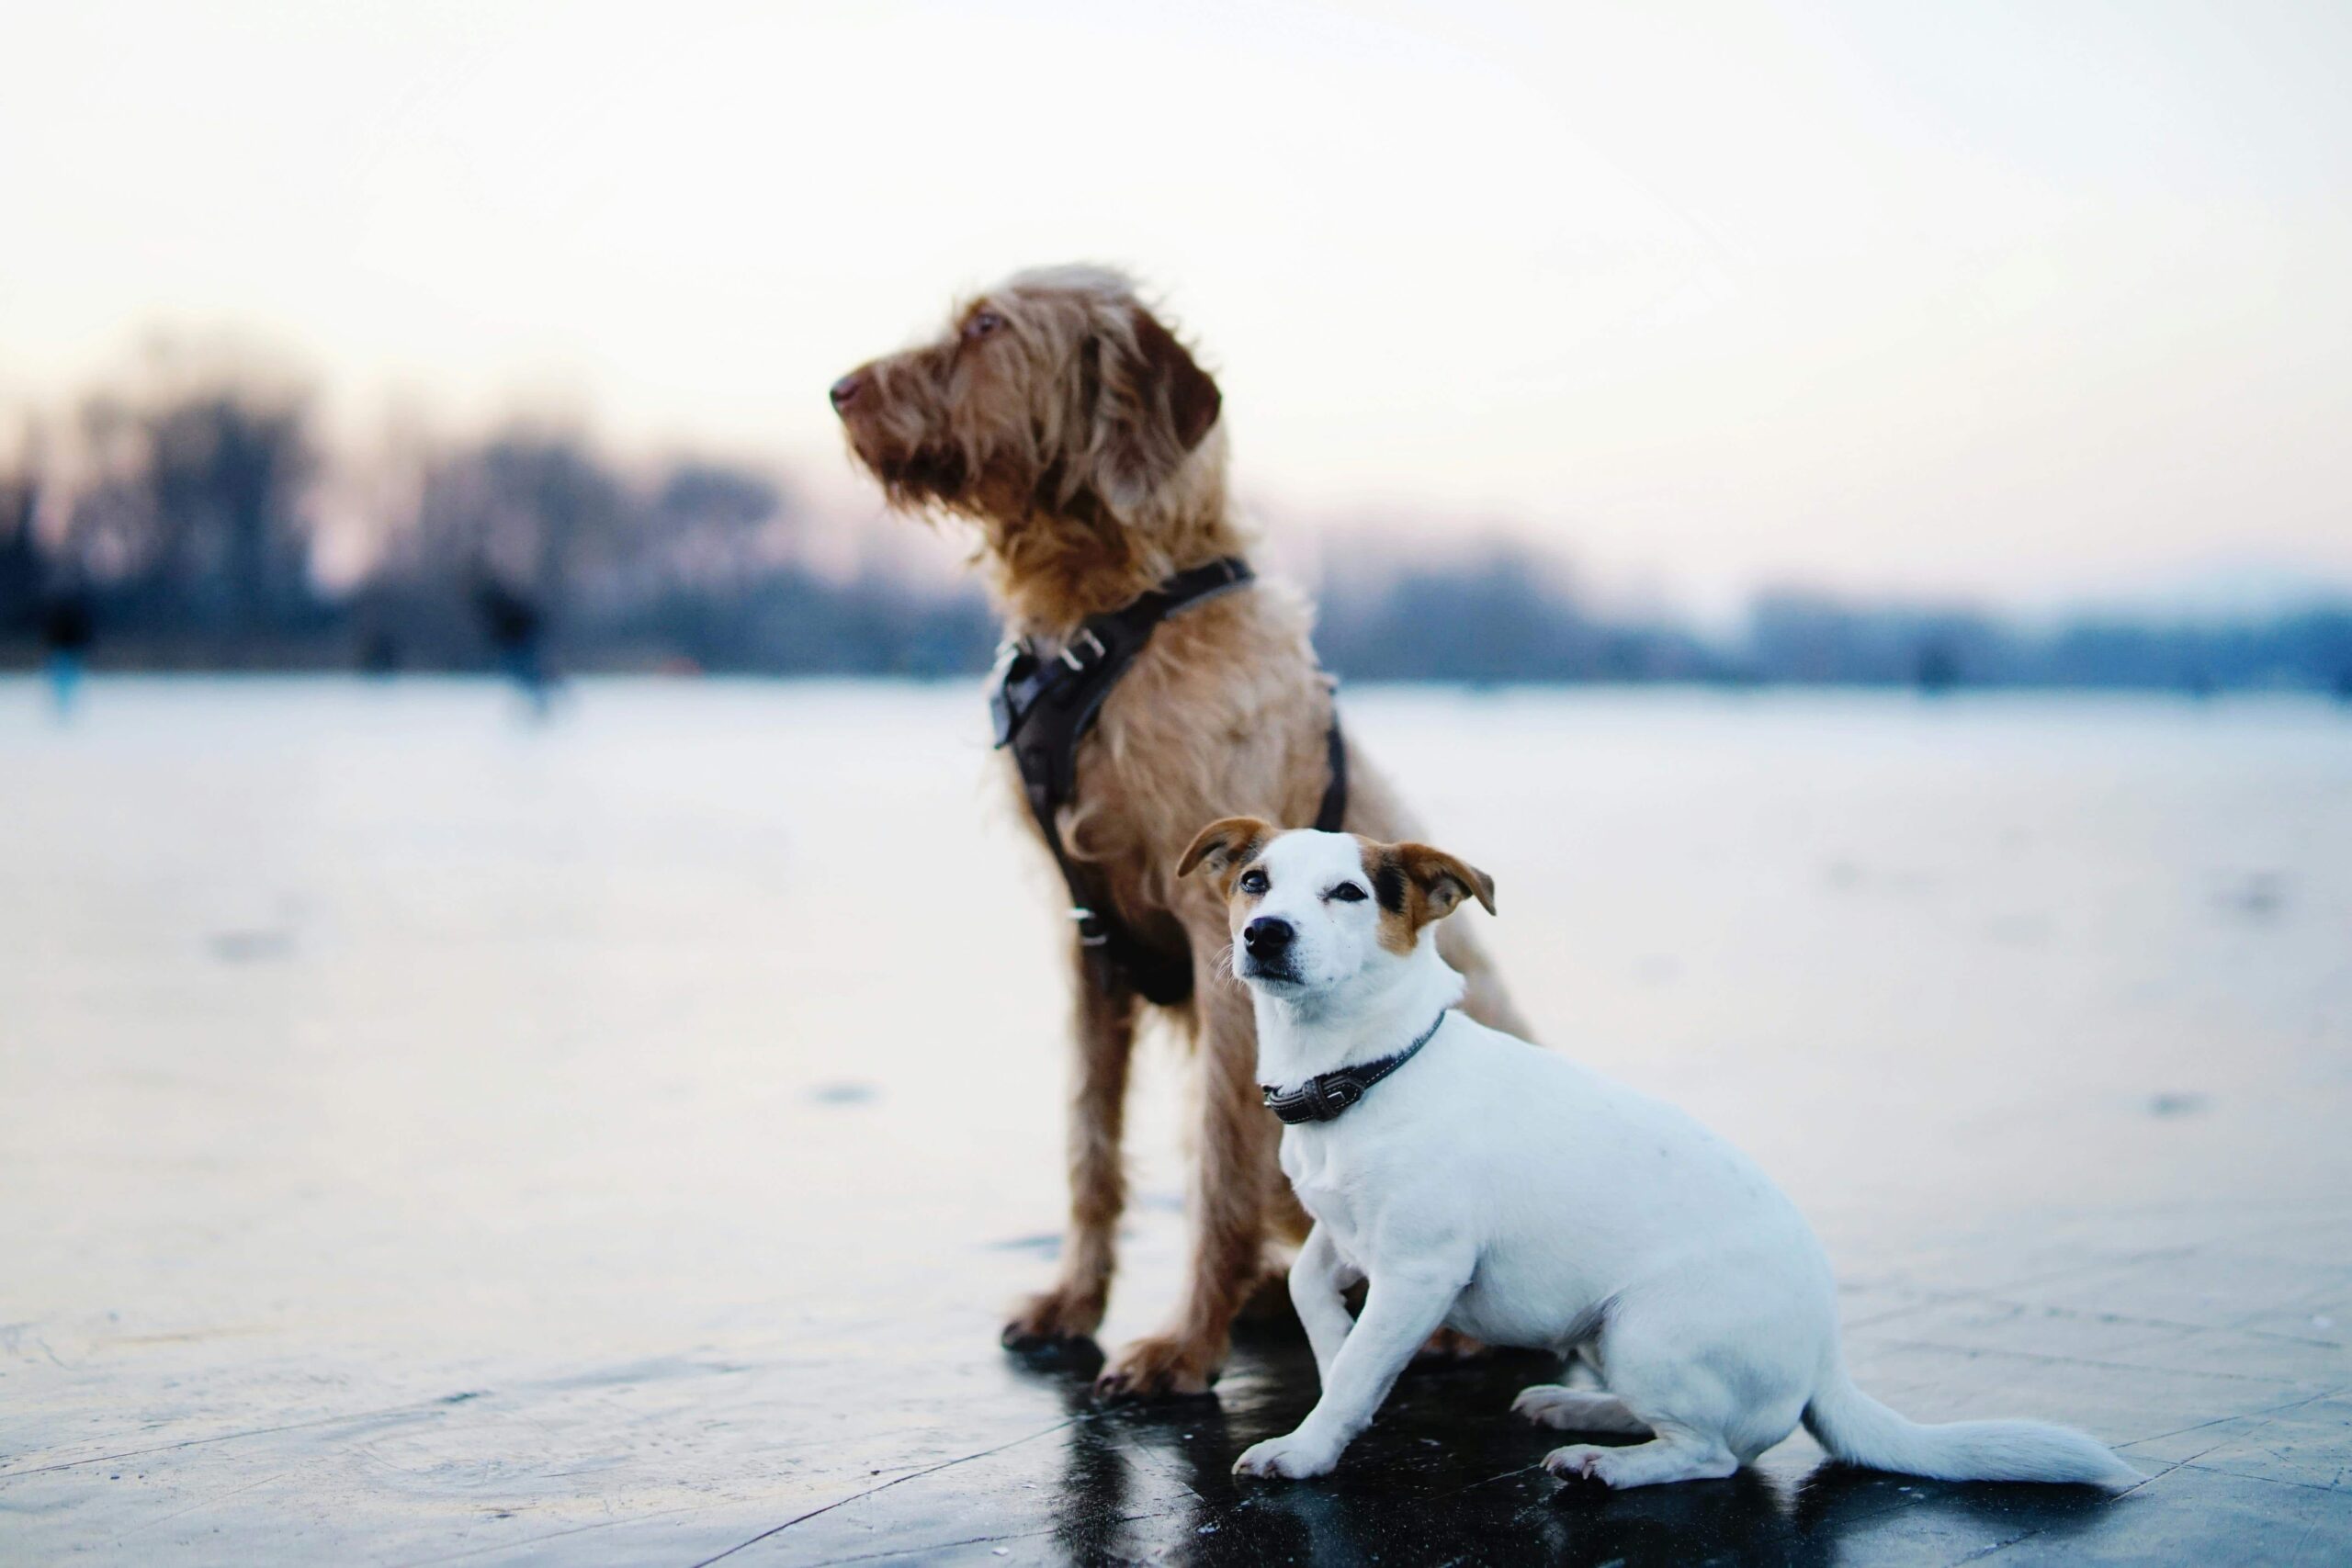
(1238, 917, 1300, 982)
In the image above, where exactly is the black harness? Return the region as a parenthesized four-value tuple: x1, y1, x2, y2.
(1261, 1010, 1449, 1124)
(990, 557, 1348, 1006)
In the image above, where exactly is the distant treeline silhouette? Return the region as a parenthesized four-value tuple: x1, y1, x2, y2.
(5, 370, 2349, 694)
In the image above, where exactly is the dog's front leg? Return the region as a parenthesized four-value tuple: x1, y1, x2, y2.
(1004, 942, 1138, 1349)
(1233, 1262, 1469, 1480)
(1093, 940, 1269, 1399)
(1290, 1223, 1357, 1386)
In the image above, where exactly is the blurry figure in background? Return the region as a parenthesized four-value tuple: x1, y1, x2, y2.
(1914, 640, 1960, 695)
(39, 585, 94, 718)
(475, 578, 552, 718)
(356, 626, 403, 679)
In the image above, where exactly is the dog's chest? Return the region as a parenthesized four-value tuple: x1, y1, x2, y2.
(1278, 1131, 1378, 1254)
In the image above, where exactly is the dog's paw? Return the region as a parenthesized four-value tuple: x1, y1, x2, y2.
(1417, 1326, 1488, 1360)
(1233, 1432, 1341, 1480)
(1513, 1385, 1650, 1435)
(1513, 1384, 1576, 1424)
(1001, 1284, 1104, 1350)
(1543, 1444, 1614, 1487)
(1091, 1333, 1219, 1402)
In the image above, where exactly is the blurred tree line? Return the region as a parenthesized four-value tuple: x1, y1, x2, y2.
(0, 365, 994, 676)
(4, 367, 2350, 694)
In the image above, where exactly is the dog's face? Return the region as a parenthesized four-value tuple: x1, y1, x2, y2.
(830, 265, 1222, 533)
(1179, 821, 1494, 998)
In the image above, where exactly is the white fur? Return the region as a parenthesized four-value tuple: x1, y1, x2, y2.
(1225, 829, 2141, 1490)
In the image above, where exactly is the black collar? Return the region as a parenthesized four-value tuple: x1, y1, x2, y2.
(1261, 1010, 1448, 1125)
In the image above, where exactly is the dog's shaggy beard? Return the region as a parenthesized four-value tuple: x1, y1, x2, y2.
(844, 363, 1074, 542)
(842, 359, 984, 513)
(869, 445, 973, 512)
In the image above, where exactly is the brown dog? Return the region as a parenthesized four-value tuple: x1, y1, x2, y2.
(831, 265, 1524, 1397)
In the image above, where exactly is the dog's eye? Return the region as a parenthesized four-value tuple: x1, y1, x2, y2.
(1328, 882, 1368, 903)
(1238, 868, 1269, 896)
(964, 310, 1004, 340)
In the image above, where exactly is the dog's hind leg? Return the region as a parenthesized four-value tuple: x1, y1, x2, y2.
(1512, 1386, 1654, 1436)
(1004, 942, 1139, 1349)
(1542, 1291, 1801, 1488)
(1544, 1429, 1740, 1489)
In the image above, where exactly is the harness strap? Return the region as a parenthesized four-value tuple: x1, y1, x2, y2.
(991, 558, 1348, 1007)
(1315, 694, 1347, 833)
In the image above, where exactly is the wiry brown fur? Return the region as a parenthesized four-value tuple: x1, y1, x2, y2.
(836, 265, 1232, 637)
(835, 266, 1527, 1397)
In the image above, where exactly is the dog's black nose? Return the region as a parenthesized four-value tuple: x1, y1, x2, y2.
(829, 371, 866, 412)
(1243, 917, 1294, 954)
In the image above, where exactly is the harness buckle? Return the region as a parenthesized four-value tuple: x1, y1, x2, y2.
(989, 637, 1043, 748)
(1059, 627, 1107, 671)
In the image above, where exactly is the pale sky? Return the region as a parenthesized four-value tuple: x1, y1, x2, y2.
(4, 0, 2349, 610)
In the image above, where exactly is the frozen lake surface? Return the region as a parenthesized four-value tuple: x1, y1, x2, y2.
(3, 678, 2348, 1564)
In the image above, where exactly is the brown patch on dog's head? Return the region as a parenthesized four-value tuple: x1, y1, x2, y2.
(1177, 815, 1274, 901)
(830, 265, 1234, 629)
(1362, 838, 1496, 953)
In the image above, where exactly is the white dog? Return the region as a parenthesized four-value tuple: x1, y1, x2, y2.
(1176, 818, 2141, 1491)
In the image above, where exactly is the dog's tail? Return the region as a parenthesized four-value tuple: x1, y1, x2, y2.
(1802, 1369, 2140, 1488)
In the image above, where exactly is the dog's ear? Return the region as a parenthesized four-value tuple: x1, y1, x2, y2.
(1179, 816, 1272, 887)
(1135, 310, 1223, 452)
(1380, 842, 1497, 929)
(1089, 304, 1221, 516)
